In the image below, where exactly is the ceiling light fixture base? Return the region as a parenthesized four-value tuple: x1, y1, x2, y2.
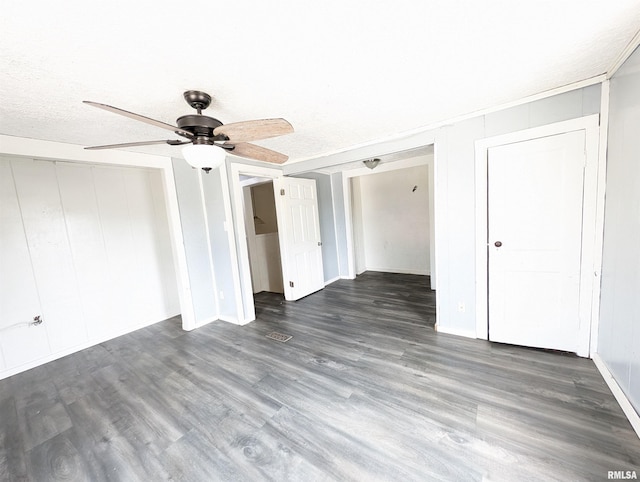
(363, 158, 380, 169)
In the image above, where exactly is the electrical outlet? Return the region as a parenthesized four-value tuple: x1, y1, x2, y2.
(219, 291, 224, 300)
(457, 302, 465, 313)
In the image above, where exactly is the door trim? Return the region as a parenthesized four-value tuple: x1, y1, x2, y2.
(474, 115, 601, 357)
(341, 152, 436, 286)
(229, 162, 284, 324)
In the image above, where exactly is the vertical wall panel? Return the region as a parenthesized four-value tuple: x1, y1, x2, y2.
(331, 173, 349, 277)
(12, 160, 87, 353)
(172, 158, 218, 323)
(149, 170, 180, 316)
(124, 169, 169, 322)
(201, 167, 238, 319)
(0, 160, 49, 369)
(56, 163, 113, 341)
(93, 167, 138, 333)
(599, 46, 640, 413)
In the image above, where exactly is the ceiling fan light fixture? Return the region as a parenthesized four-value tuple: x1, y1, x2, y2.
(182, 143, 226, 170)
(363, 158, 380, 169)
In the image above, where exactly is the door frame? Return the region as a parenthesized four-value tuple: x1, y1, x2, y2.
(342, 151, 436, 288)
(229, 162, 284, 323)
(474, 115, 601, 357)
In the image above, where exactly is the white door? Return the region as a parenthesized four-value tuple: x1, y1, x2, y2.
(488, 131, 586, 353)
(273, 177, 324, 301)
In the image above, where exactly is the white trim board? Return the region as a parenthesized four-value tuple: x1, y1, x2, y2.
(593, 354, 640, 439)
(590, 80, 610, 355)
(364, 267, 430, 276)
(474, 115, 602, 358)
(607, 28, 640, 79)
(434, 325, 477, 340)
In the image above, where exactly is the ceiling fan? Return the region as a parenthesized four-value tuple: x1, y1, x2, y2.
(84, 90, 293, 170)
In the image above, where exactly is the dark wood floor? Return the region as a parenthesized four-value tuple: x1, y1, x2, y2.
(0, 272, 638, 481)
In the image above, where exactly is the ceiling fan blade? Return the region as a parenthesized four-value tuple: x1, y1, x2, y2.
(226, 142, 289, 164)
(84, 139, 190, 150)
(213, 118, 293, 143)
(83, 101, 192, 137)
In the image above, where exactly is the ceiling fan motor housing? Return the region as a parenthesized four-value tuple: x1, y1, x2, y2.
(176, 114, 225, 143)
(177, 91, 229, 143)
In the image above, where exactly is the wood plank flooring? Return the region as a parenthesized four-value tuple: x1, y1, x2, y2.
(0, 271, 638, 481)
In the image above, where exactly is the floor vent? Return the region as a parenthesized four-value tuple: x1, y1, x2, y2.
(266, 332, 292, 343)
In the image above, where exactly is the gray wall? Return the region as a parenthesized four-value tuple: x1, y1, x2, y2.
(172, 159, 241, 324)
(293, 172, 340, 282)
(598, 47, 640, 413)
(201, 167, 239, 319)
(172, 159, 217, 322)
(289, 84, 601, 336)
(331, 172, 350, 277)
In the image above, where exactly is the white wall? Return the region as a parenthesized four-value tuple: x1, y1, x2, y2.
(0, 157, 179, 379)
(598, 46, 640, 414)
(352, 165, 430, 275)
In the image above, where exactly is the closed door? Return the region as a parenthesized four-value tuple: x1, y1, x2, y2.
(488, 131, 586, 353)
(273, 177, 324, 301)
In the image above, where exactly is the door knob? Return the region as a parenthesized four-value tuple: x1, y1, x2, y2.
(494, 241, 503, 247)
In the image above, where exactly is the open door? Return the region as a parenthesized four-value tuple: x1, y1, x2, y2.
(273, 177, 324, 300)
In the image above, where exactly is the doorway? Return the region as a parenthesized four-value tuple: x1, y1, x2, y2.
(341, 148, 438, 328)
(242, 180, 284, 295)
(229, 164, 326, 323)
(350, 164, 431, 277)
(342, 151, 436, 288)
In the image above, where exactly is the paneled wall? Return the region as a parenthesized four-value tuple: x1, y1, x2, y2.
(599, 46, 640, 413)
(0, 157, 179, 378)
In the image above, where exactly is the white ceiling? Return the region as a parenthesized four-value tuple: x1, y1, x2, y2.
(2, 1, 640, 165)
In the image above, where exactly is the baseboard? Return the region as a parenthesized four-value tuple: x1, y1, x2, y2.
(434, 324, 477, 339)
(593, 353, 640, 439)
(366, 267, 430, 276)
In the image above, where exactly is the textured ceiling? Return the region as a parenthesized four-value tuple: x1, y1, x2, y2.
(2, 1, 640, 165)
